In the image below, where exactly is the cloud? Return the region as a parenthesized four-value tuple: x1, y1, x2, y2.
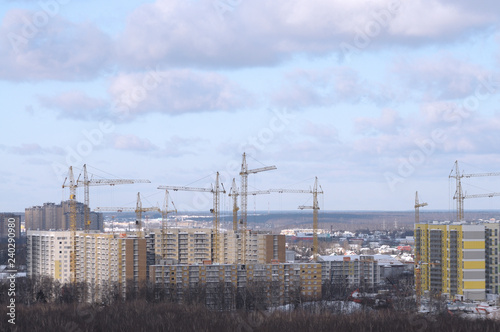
(355, 109, 403, 135)
(0, 143, 65, 155)
(272, 67, 400, 109)
(0, 9, 112, 81)
(393, 55, 494, 100)
(117, 0, 499, 69)
(109, 134, 205, 157)
(111, 134, 157, 151)
(108, 69, 253, 119)
(38, 91, 109, 120)
(153, 136, 207, 158)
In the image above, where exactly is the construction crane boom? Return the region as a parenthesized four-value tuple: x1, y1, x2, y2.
(158, 172, 226, 263)
(450, 160, 500, 222)
(159, 186, 213, 192)
(78, 164, 150, 232)
(95, 192, 160, 237)
(464, 192, 500, 199)
(269, 189, 312, 194)
(239, 153, 277, 264)
(463, 172, 500, 178)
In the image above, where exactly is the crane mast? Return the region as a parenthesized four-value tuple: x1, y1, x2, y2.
(212, 172, 222, 264)
(239, 153, 276, 264)
(297, 177, 323, 261)
(269, 178, 323, 261)
(229, 178, 239, 232)
(62, 166, 77, 283)
(161, 190, 177, 260)
(414, 191, 427, 308)
(414, 191, 428, 224)
(158, 172, 226, 263)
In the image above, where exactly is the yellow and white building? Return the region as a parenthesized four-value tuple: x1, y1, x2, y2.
(415, 222, 485, 301)
(27, 230, 73, 283)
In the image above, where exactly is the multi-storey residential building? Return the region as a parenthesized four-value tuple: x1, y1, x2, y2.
(75, 233, 147, 300)
(153, 228, 213, 264)
(415, 222, 486, 301)
(219, 231, 286, 264)
(27, 231, 73, 283)
(485, 222, 500, 296)
(27, 230, 147, 301)
(319, 255, 386, 292)
(0, 213, 21, 238)
(152, 229, 285, 265)
(150, 262, 321, 308)
(25, 201, 104, 231)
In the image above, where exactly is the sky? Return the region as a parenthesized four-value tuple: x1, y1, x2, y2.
(2, 0, 500, 215)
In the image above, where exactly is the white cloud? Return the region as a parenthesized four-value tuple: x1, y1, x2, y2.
(393, 55, 494, 100)
(116, 0, 499, 69)
(38, 91, 109, 120)
(0, 9, 112, 81)
(108, 69, 253, 119)
(0, 143, 65, 155)
(112, 134, 157, 151)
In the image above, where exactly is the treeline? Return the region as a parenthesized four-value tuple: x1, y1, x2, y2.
(1, 276, 499, 331)
(1, 300, 500, 332)
(0, 276, 310, 311)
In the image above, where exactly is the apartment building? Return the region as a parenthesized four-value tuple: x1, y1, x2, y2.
(485, 222, 500, 296)
(27, 230, 147, 301)
(150, 262, 321, 308)
(152, 228, 213, 265)
(219, 231, 286, 264)
(152, 229, 285, 265)
(25, 201, 103, 231)
(75, 233, 147, 299)
(319, 255, 383, 292)
(415, 222, 486, 301)
(27, 231, 73, 283)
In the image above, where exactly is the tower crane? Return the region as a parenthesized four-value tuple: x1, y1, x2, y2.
(269, 177, 323, 261)
(161, 190, 177, 260)
(95, 192, 161, 237)
(62, 166, 78, 283)
(414, 191, 427, 308)
(414, 191, 428, 224)
(239, 153, 276, 264)
(158, 172, 226, 264)
(62, 165, 151, 282)
(228, 178, 270, 232)
(229, 179, 239, 232)
(449, 160, 500, 221)
(229, 178, 269, 263)
(78, 164, 150, 232)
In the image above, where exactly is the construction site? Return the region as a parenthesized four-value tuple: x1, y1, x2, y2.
(26, 153, 325, 305)
(24, 158, 500, 318)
